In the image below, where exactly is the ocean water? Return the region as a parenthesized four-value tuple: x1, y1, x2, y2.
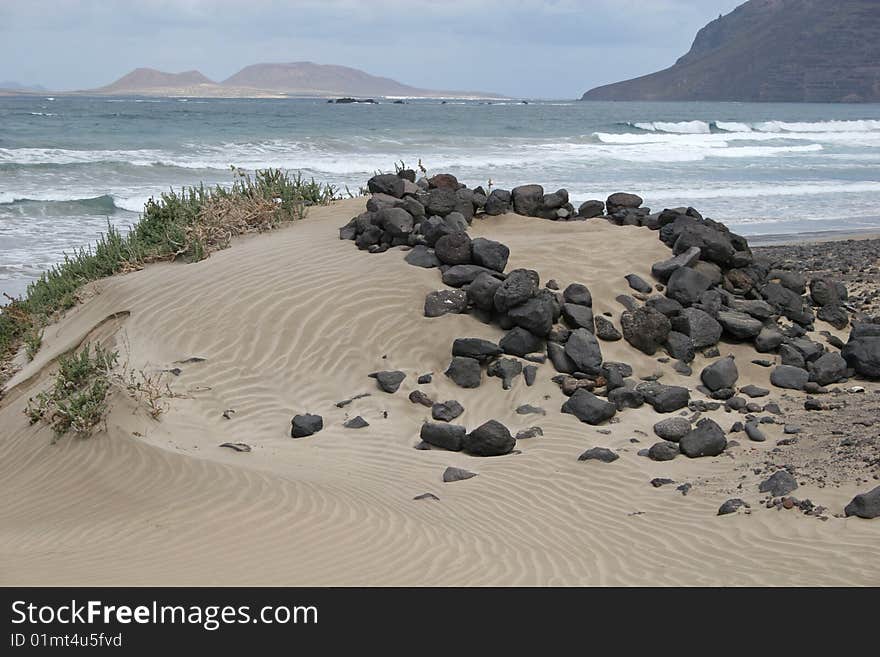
(2, 95, 880, 299)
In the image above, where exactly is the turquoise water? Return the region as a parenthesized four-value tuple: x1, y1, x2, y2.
(2, 95, 880, 298)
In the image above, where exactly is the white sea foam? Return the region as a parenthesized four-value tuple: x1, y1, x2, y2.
(632, 120, 712, 134)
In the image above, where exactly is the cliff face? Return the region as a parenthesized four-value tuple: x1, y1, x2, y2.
(581, 0, 880, 102)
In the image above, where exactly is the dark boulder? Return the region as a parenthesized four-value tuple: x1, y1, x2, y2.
(443, 466, 477, 482)
(508, 291, 556, 336)
(487, 357, 523, 389)
(367, 174, 404, 198)
(463, 420, 515, 456)
(842, 336, 880, 379)
(291, 413, 324, 438)
(817, 304, 849, 330)
(679, 418, 727, 458)
(420, 422, 466, 451)
(717, 311, 763, 340)
(452, 338, 502, 362)
(700, 355, 739, 392)
(500, 326, 544, 357)
(625, 273, 653, 294)
(562, 303, 594, 331)
(673, 307, 722, 348)
(424, 289, 468, 317)
(718, 499, 747, 516)
(442, 264, 502, 288)
(648, 441, 679, 462)
(666, 266, 712, 307)
(425, 187, 458, 216)
(595, 316, 622, 341)
(770, 365, 809, 390)
(651, 246, 701, 282)
(639, 383, 690, 413)
(370, 370, 406, 393)
(434, 231, 472, 265)
(621, 306, 671, 355)
(810, 277, 847, 307)
(844, 486, 880, 519)
(653, 417, 691, 442)
(432, 400, 465, 423)
(344, 416, 369, 429)
(563, 328, 604, 374)
(665, 331, 695, 363)
(809, 352, 848, 386)
(471, 237, 510, 272)
(428, 173, 459, 190)
(578, 200, 605, 218)
(606, 192, 642, 214)
(467, 272, 504, 310)
(562, 389, 617, 425)
(405, 245, 440, 268)
(547, 341, 577, 374)
(494, 268, 539, 312)
(608, 386, 645, 410)
(483, 189, 512, 215)
(562, 283, 592, 307)
(445, 357, 482, 388)
(759, 470, 798, 497)
(512, 184, 544, 216)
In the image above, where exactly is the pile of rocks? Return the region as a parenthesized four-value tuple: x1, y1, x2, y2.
(331, 169, 880, 511)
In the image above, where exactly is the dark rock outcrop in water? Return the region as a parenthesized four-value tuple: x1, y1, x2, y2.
(581, 0, 880, 103)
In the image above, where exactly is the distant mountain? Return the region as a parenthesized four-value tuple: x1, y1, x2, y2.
(581, 0, 880, 103)
(0, 81, 47, 92)
(86, 62, 501, 99)
(94, 68, 216, 94)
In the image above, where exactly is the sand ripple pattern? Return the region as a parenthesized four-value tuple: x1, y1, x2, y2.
(1, 200, 878, 585)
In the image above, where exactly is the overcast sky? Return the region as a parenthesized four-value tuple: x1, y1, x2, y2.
(0, 0, 744, 98)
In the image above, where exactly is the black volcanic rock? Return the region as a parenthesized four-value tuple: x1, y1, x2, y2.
(581, 0, 880, 103)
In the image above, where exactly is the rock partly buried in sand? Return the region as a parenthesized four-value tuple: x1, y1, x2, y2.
(625, 273, 653, 294)
(443, 466, 478, 483)
(608, 386, 644, 410)
(578, 447, 619, 463)
(463, 420, 515, 456)
(219, 442, 251, 452)
(578, 200, 604, 218)
(653, 417, 691, 442)
(700, 355, 738, 392)
(409, 390, 434, 407)
(291, 413, 324, 438)
(404, 245, 440, 268)
(561, 389, 617, 425)
(370, 370, 406, 393)
(594, 316, 622, 341)
(639, 382, 690, 413)
(523, 364, 538, 386)
(507, 292, 556, 337)
(718, 498, 748, 516)
(483, 189, 511, 215)
(844, 485, 880, 519)
(744, 420, 766, 442)
(442, 264, 503, 288)
(413, 492, 440, 501)
(621, 306, 671, 355)
(452, 337, 503, 362)
(606, 192, 642, 215)
(344, 416, 370, 429)
(759, 470, 798, 497)
(516, 426, 544, 439)
(420, 422, 466, 451)
(648, 441, 679, 462)
(679, 418, 727, 458)
(516, 404, 546, 415)
(434, 231, 473, 266)
(445, 356, 482, 388)
(424, 289, 468, 318)
(487, 357, 523, 389)
(770, 365, 809, 390)
(432, 400, 465, 422)
(739, 384, 769, 398)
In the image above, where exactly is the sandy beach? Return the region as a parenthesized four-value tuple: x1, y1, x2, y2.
(1, 196, 877, 586)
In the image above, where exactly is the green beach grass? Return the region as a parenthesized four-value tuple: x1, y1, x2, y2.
(0, 168, 340, 385)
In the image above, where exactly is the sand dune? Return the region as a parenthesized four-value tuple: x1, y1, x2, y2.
(1, 199, 877, 586)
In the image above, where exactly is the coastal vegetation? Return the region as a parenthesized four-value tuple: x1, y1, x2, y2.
(0, 168, 339, 385)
